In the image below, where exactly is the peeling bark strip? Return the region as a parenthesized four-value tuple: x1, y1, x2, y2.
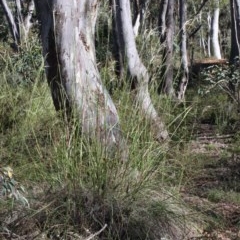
(112, 0, 168, 141)
(34, 0, 127, 158)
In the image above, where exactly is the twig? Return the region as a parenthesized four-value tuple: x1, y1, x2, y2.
(85, 224, 107, 240)
(195, 0, 209, 16)
(197, 134, 234, 140)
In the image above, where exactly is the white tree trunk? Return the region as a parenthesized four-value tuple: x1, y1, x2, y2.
(210, 0, 221, 59)
(207, 11, 211, 57)
(133, 13, 140, 36)
(23, 0, 35, 40)
(0, 0, 35, 47)
(158, 0, 168, 43)
(177, 0, 189, 101)
(35, 0, 127, 158)
(113, 0, 168, 141)
(0, 0, 20, 48)
(132, 0, 148, 37)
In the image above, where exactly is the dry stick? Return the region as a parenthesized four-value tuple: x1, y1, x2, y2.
(194, 0, 209, 16)
(85, 224, 107, 240)
(197, 134, 234, 140)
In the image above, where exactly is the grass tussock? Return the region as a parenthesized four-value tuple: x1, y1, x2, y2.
(0, 39, 204, 239)
(2, 12, 240, 239)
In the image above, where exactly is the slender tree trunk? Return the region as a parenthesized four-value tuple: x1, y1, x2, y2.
(34, 0, 127, 159)
(14, 0, 23, 31)
(112, 0, 125, 78)
(0, 0, 20, 49)
(158, 0, 175, 97)
(230, 0, 240, 64)
(210, 0, 221, 59)
(177, 0, 189, 101)
(132, 0, 146, 37)
(113, 0, 168, 141)
(158, 0, 168, 43)
(207, 11, 211, 57)
(197, 10, 207, 57)
(0, 0, 35, 47)
(23, 0, 35, 40)
(229, 0, 240, 107)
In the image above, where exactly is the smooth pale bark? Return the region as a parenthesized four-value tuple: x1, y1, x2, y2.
(207, 11, 211, 57)
(177, 0, 189, 101)
(158, 0, 168, 43)
(0, 0, 20, 48)
(133, 13, 140, 36)
(210, 0, 221, 59)
(34, 0, 127, 158)
(113, 0, 168, 141)
(158, 0, 175, 97)
(131, 0, 147, 37)
(23, 0, 35, 40)
(230, 0, 240, 64)
(0, 0, 35, 47)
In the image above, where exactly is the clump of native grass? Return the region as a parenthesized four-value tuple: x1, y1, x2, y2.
(0, 25, 204, 240)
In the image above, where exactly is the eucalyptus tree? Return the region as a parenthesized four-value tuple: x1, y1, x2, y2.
(177, 0, 189, 100)
(158, 0, 175, 97)
(131, 0, 146, 36)
(229, 0, 240, 64)
(112, 0, 168, 141)
(33, 0, 130, 159)
(0, 0, 20, 48)
(0, 0, 35, 48)
(33, 0, 168, 159)
(228, 0, 240, 100)
(209, 0, 222, 59)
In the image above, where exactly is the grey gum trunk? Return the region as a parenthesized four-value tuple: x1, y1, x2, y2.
(34, 0, 127, 159)
(113, 0, 169, 141)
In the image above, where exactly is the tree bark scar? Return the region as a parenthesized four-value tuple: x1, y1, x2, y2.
(79, 32, 90, 51)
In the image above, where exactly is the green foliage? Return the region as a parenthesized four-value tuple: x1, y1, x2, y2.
(0, 9, 9, 41)
(194, 64, 240, 132)
(1, 39, 44, 86)
(199, 64, 240, 102)
(1, 3, 238, 238)
(0, 166, 29, 207)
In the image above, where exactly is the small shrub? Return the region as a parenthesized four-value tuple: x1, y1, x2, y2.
(0, 166, 29, 207)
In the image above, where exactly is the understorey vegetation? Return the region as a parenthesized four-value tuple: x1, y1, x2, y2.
(0, 1, 240, 239)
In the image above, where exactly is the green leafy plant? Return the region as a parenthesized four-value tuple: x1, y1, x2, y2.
(199, 64, 240, 106)
(0, 166, 29, 207)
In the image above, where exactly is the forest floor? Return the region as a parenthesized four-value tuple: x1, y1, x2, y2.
(181, 123, 240, 239)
